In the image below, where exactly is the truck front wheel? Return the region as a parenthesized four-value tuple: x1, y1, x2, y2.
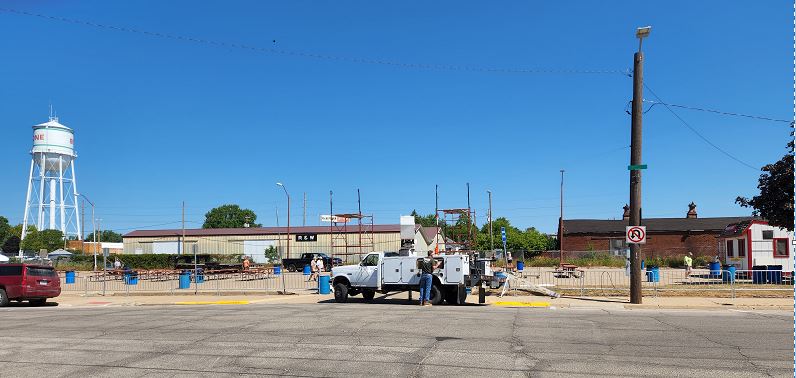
(333, 283, 349, 303)
(287, 264, 297, 272)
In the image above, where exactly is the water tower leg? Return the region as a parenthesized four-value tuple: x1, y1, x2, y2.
(59, 156, 66, 235)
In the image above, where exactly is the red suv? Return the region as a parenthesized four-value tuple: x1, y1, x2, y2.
(0, 264, 61, 306)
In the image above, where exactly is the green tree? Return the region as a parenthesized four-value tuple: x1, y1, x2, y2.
(2, 235, 20, 254)
(736, 125, 794, 231)
(85, 230, 123, 243)
(0, 216, 11, 245)
(203, 204, 261, 229)
(21, 228, 64, 252)
(264, 245, 280, 263)
(410, 210, 437, 227)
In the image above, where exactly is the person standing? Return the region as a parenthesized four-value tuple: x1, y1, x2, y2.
(684, 252, 693, 279)
(113, 258, 121, 270)
(315, 257, 325, 275)
(242, 256, 251, 271)
(417, 251, 440, 306)
(308, 257, 319, 282)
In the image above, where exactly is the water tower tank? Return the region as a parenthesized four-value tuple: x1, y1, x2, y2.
(31, 118, 76, 171)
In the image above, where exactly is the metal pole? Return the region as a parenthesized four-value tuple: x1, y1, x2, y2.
(629, 43, 646, 305)
(182, 201, 185, 257)
(559, 170, 564, 267)
(329, 190, 333, 270)
(100, 218, 105, 296)
(357, 189, 362, 260)
(303, 192, 306, 227)
(488, 190, 493, 253)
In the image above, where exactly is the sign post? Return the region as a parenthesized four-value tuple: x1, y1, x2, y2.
(501, 227, 508, 268)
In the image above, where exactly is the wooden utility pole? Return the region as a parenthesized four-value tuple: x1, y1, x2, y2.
(303, 192, 307, 227)
(629, 26, 651, 304)
(559, 170, 564, 267)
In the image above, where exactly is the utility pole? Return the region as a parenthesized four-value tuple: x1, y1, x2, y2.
(487, 190, 493, 253)
(329, 190, 333, 268)
(629, 26, 651, 305)
(181, 201, 185, 257)
(303, 192, 307, 227)
(559, 170, 564, 267)
(99, 218, 105, 296)
(277, 183, 290, 260)
(81, 199, 85, 242)
(435, 185, 439, 253)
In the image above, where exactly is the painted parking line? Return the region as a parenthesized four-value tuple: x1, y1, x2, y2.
(174, 300, 250, 305)
(492, 301, 550, 308)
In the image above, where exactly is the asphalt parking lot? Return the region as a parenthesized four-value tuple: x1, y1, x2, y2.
(0, 298, 792, 377)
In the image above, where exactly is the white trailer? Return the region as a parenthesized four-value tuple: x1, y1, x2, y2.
(330, 251, 478, 305)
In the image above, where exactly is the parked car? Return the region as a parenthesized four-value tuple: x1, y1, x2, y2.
(281, 253, 342, 272)
(0, 264, 61, 306)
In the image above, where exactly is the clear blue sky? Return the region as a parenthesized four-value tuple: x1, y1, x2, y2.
(0, 1, 792, 235)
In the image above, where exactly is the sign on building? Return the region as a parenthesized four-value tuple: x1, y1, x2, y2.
(295, 233, 318, 242)
(320, 215, 348, 223)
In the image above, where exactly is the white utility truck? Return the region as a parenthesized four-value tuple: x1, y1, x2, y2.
(330, 251, 482, 305)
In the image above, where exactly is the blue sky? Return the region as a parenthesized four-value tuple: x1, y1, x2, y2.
(0, 1, 792, 234)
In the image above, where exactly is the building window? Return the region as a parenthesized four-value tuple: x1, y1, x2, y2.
(762, 230, 774, 240)
(726, 240, 734, 258)
(773, 238, 789, 257)
(737, 239, 745, 257)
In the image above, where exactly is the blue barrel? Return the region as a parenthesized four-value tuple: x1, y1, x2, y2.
(767, 265, 783, 285)
(303, 264, 311, 275)
(722, 266, 736, 283)
(124, 273, 138, 285)
(752, 265, 767, 284)
(709, 261, 721, 277)
(319, 275, 331, 294)
(179, 272, 191, 289)
(65, 271, 75, 284)
(646, 266, 659, 282)
(194, 272, 204, 284)
(516, 261, 525, 271)
(273, 265, 281, 275)
(641, 260, 645, 271)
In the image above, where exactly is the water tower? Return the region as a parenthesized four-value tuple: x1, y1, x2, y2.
(20, 116, 81, 255)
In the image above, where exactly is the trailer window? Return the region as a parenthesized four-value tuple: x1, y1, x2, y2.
(762, 230, 774, 240)
(737, 239, 745, 257)
(774, 238, 789, 257)
(726, 240, 734, 258)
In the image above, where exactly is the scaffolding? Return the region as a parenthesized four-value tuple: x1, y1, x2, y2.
(331, 213, 375, 263)
(436, 208, 477, 253)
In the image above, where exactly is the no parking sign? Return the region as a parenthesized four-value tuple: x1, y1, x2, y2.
(626, 226, 646, 244)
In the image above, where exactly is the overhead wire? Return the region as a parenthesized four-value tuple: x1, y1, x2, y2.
(0, 7, 628, 76)
(641, 100, 792, 124)
(642, 83, 760, 170)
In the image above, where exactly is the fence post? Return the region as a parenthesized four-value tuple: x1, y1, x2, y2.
(84, 275, 88, 297)
(731, 273, 735, 299)
(216, 275, 220, 296)
(580, 273, 585, 298)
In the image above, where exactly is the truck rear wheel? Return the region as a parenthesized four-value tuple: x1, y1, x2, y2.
(362, 289, 375, 301)
(333, 283, 349, 303)
(430, 285, 443, 305)
(287, 264, 297, 272)
(0, 289, 8, 307)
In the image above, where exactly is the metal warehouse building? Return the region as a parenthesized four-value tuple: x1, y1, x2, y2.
(122, 225, 442, 263)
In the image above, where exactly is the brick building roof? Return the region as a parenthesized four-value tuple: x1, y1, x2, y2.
(563, 217, 755, 235)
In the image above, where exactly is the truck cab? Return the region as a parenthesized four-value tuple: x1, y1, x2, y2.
(330, 251, 471, 305)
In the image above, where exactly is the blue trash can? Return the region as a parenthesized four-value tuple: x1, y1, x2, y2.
(752, 265, 767, 284)
(303, 264, 311, 275)
(709, 261, 721, 277)
(641, 260, 645, 271)
(194, 270, 205, 284)
(124, 273, 138, 285)
(722, 266, 736, 283)
(646, 266, 659, 282)
(517, 261, 525, 271)
(319, 275, 331, 294)
(65, 271, 75, 284)
(273, 265, 282, 275)
(179, 272, 191, 289)
(767, 265, 783, 284)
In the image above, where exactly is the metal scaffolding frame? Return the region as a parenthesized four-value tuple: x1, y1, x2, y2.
(330, 213, 375, 263)
(436, 208, 477, 253)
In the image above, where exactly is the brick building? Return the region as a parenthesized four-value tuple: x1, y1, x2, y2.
(560, 203, 754, 258)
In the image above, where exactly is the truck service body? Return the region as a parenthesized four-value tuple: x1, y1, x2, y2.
(331, 251, 481, 305)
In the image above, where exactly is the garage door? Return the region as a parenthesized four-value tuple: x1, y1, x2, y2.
(243, 240, 276, 264)
(152, 241, 179, 254)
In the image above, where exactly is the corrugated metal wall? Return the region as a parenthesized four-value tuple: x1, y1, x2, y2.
(124, 232, 402, 261)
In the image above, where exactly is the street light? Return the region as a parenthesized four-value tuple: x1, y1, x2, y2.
(75, 193, 97, 271)
(486, 190, 493, 253)
(636, 26, 651, 52)
(276, 183, 290, 260)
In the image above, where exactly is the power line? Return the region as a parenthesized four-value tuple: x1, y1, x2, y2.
(643, 83, 759, 170)
(0, 7, 628, 76)
(641, 100, 792, 124)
